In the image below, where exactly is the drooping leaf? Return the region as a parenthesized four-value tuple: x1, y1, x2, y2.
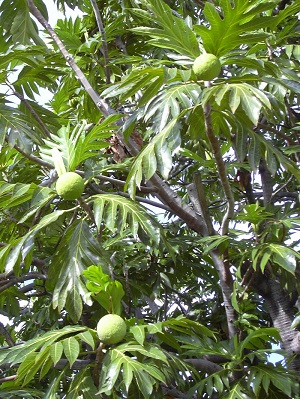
(62, 336, 80, 368)
(48, 219, 108, 321)
(92, 194, 162, 245)
(5, 208, 73, 274)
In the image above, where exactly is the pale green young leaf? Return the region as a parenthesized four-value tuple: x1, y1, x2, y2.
(76, 330, 96, 351)
(41, 115, 120, 171)
(50, 341, 64, 366)
(130, 325, 146, 345)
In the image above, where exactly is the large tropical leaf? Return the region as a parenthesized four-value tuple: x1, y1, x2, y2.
(194, 0, 275, 56)
(4, 208, 73, 275)
(98, 342, 167, 398)
(40, 114, 121, 171)
(47, 219, 109, 322)
(91, 194, 162, 246)
(0, 325, 86, 366)
(0, 103, 45, 148)
(125, 118, 181, 196)
(129, 0, 199, 58)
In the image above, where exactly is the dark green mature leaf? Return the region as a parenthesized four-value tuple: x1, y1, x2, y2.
(63, 336, 80, 367)
(221, 382, 253, 399)
(248, 131, 300, 180)
(0, 182, 37, 210)
(5, 208, 73, 274)
(130, 0, 199, 58)
(48, 219, 107, 322)
(0, 104, 45, 148)
(202, 83, 272, 126)
(98, 342, 167, 397)
(92, 194, 161, 245)
(125, 117, 181, 196)
(0, 325, 86, 366)
(194, 0, 275, 56)
(0, 0, 46, 46)
(248, 364, 295, 398)
(0, 388, 44, 398)
(66, 369, 98, 399)
(50, 341, 64, 366)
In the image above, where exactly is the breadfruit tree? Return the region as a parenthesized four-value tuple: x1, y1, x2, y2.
(0, 0, 300, 398)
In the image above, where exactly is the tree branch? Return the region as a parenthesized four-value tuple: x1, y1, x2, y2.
(0, 322, 15, 347)
(27, 0, 209, 237)
(27, 0, 114, 117)
(203, 92, 234, 236)
(90, 0, 111, 84)
(0, 273, 47, 294)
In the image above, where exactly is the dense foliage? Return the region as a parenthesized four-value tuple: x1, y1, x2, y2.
(0, 0, 300, 397)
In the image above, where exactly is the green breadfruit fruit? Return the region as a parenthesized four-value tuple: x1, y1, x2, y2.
(97, 314, 127, 344)
(56, 172, 84, 200)
(192, 53, 221, 81)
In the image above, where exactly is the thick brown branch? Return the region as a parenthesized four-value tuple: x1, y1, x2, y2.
(27, 0, 208, 236)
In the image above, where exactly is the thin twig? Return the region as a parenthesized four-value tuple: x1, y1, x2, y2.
(93, 342, 105, 387)
(0, 375, 17, 384)
(0, 322, 15, 347)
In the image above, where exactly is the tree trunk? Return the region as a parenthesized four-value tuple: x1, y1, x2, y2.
(263, 276, 300, 371)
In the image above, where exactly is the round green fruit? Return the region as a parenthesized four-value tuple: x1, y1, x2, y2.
(97, 314, 127, 344)
(192, 53, 221, 81)
(56, 172, 84, 200)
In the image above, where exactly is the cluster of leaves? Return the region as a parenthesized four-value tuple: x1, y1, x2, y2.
(0, 0, 300, 398)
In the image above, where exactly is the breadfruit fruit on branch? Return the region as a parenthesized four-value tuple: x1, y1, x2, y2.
(56, 172, 84, 200)
(96, 314, 127, 344)
(192, 53, 221, 81)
